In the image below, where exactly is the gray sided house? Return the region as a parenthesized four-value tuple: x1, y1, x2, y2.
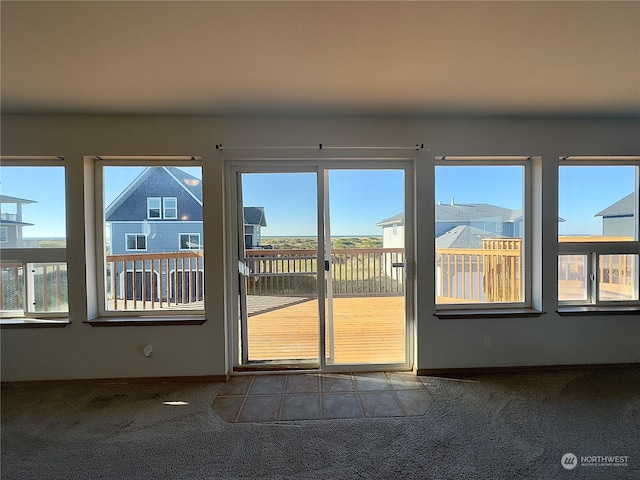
(106, 167, 204, 255)
(377, 200, 523, 250)
(244, 207, 267, 249)
(434, 200, 523, 239)
(105, 167, 266, 301)
(106, 167, 267, 254)
(595, 193, 638, 238)
(0, 194, 36, 248)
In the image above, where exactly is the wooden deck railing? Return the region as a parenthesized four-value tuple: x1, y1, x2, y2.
(105, 251, 204, 310)
(244, 248, 405, 297)
(436, 239, 523, 303)
(559, 253, 637, 301)
(0, 262, 68, 312)
(2, 239, 636, 312)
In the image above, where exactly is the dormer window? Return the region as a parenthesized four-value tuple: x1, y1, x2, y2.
(147, 197, 161, 219)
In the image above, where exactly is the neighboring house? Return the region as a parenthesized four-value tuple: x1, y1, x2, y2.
(595, 193, 637, 238)
(0, 194, 36, 248)
(244, 207, 267, 249)
(435, 225, 507, 249)
(377, 199, 523, 250)
(106, 167, 204, 255)
(106, 167, 267, 254)
(376, 212, 404, 249)
(105, 167, 266, 301)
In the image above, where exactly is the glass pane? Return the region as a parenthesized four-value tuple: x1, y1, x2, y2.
(435, 165, 524, 304)
(104, 166, 204, 312)
(326, 169, 406, 365)
(558, 255, 588, 302)
(559, 166, 638, 241)
(0, 166, 66, 248)
(241, 172, 318, 362)
(28, 263, 69, 313)
(0, 262, 24, 313)
(598, 254, 638, 301)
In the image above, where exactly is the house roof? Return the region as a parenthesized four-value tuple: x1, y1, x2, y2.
(435, 225, 507, 249)
(0, 219, 33, 227)
(377, 203, 521, 228)
(105, 166, 202, 218)
(0, 194, 36, 205)
(595, 193, 635, 217)
(376, 213, 405, 228)
(244, 207, 267, 227)
(105, 166, 267, 226)
(435, 203, 518, 223)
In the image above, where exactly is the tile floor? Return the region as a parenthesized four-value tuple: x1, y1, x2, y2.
(212, 372, 434, 423)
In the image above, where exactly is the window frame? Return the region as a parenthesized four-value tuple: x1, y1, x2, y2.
(125, 233, 147, 251)
(95, 158, 205, 318)
(0, 227, 7, 243)
(179, 233, 201, 251)
(163, 197, 178, 219)
(558, 157, 640, 307)
(147, 197, 162, 219)
(0, 158, 68, 319)
(434, 156, 533, 311)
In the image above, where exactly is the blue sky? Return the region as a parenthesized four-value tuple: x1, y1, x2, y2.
(242, 170, 405, 236)
(1, 165, 636, 238)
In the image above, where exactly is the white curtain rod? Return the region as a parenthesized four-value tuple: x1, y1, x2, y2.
(214, 144, 425, 151)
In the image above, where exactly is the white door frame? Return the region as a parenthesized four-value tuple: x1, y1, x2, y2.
(224, 156, 415, 373)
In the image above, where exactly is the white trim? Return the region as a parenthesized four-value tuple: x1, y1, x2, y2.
(434, 157, 532, 310)
(147, 197, 161, 219)
(557, 159, 639, 307)
(226, 158, 415, 372)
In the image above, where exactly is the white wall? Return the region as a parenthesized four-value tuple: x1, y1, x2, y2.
(1, 114, 639, 381)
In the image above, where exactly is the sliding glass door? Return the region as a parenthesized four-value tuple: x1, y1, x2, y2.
(234, 163, 411, 370)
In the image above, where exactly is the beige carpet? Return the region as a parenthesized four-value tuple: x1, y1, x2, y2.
(2, 367, 639, 479)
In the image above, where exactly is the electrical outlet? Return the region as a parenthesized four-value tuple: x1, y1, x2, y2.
(483, 335, 492, 347)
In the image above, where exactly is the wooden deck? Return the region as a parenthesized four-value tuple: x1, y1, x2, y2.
(246, 296, 405, 365)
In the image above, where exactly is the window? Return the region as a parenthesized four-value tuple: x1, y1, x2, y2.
(558, 159, 639, 306)
(434, 157, 530, 308)
(147, 197, 161, 219)
(125, 234, 147, 251)
(179, 233, 200, 250)
(99, 162, 204, 315)
(0, 162, 68, 317)
(163, 197, 177, 219)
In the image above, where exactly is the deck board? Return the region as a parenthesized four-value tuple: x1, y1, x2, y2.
(247, 296, 405, 364)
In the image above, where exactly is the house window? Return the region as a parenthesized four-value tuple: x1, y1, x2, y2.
(125, 234, 147, 251)
(99, 162, 204, 315)
(0, 162, 68, 317)
(558, 159, 639, 305)
(147, 197, 161, 219)
(179, 233, 201, 250)
(163, 197, 177, 219)
(434, 158, 530, 308)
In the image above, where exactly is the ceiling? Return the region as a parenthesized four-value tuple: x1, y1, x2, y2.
(1, 1, 639, 117)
